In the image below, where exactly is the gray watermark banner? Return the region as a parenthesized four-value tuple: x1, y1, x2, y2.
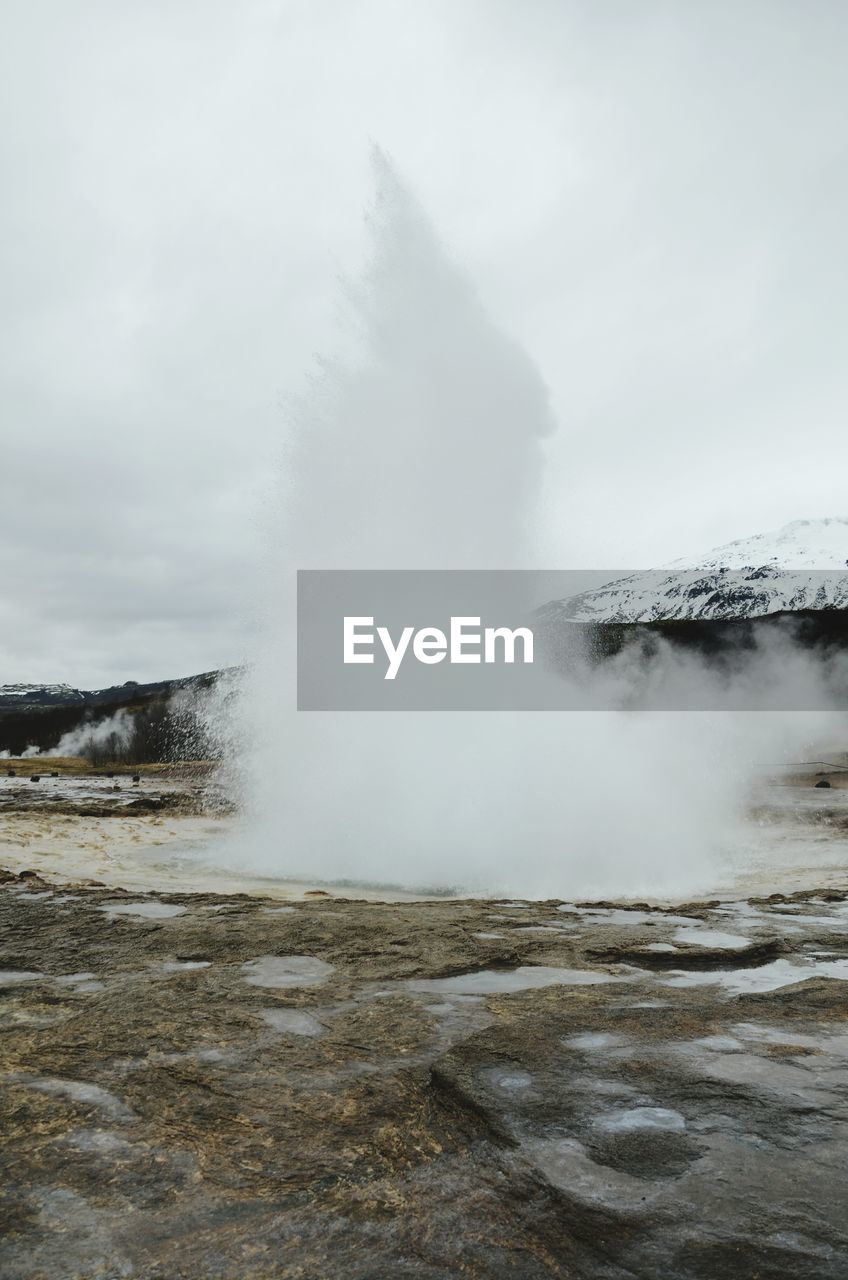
(296, 569, 848, 711)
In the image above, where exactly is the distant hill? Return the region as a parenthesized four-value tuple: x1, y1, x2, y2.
(533, 519, 848, 692)
(0, 669, 238, 757)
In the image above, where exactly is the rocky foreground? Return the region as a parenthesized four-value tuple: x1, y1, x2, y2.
(1, 873, 848, 1279)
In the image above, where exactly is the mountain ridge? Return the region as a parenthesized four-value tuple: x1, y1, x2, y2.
(543, 518, 848, 625)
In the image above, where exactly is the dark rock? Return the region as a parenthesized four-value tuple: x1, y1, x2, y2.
(587, 936, 785, 970)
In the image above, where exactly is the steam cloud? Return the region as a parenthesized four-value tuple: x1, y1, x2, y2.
(45, 710, 134, 759)
(223, 152, 844, 899)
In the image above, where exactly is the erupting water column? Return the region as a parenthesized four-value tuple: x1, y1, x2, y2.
(232, 152, 759, 898)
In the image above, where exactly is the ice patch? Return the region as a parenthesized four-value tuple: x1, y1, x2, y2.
(161, 961, 211, 972)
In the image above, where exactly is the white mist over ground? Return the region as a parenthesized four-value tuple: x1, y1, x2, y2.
(226, 154, 838, 900)
(44, 710, 134, 760)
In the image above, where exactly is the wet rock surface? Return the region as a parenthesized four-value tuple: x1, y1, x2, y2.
(0, 765, 224, 820)
(1, 876, 847, 1278)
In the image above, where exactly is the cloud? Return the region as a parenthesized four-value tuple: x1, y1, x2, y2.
(1, 1, 847, 683)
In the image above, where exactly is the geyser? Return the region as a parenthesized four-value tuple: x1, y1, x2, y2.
(230, 151, 832, 899)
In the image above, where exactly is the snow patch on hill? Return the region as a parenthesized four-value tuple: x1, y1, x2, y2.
(547, 519, 848, 624)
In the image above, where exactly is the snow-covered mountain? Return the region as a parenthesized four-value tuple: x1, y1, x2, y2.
(543, 518, 848, 625)
(0, 683, 85, 707)
(667, 517, 848, 573)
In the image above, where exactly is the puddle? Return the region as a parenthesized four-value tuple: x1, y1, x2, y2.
(585, 1079, 639, 1098)
(11, 1076, 136, 1122)
(423, 995, 485, 1015)
(713, 902, 803, 933)
(259, 1008, 325, 1037)
(472, 932, 505, 940)
(526, 1136, 669, 1210)
(689, 1034, 746, 1052)
(262, 906, 297, 915)
(100, 902, 187, 920)
(406, 966, 620, 996)
(54, 972, 102, 992)
(564, 1032, 629, 1051)
(673, 928, 752, 950)
(694, 1051, 836, 1100)
(64, 1128, 137, 1154)
(0, 970, 44, 985)
(241, 955, 334, 989)
(662, 956, 848, 994)
(764, 912, 848, 929)
(512, 924, 573, 934)
(161, 961, 211, 973)
(559, 907, 701, 927)
(596, 1106, 686, 1133)
(482, 1067, 533, 1091)
(731, 1022, 842, 1052)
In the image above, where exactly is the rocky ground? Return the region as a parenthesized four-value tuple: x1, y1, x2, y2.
(2, 865, 848, 1279)
(0, 762, 219, 819)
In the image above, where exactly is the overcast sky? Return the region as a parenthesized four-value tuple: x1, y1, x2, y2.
(2, 0, 847, 687)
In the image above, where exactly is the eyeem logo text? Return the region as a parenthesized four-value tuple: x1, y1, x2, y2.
(344, 616, 535, 680)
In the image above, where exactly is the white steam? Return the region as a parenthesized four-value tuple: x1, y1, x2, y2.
(46, 710, 134, 759)
(227, 153, 841, 899)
